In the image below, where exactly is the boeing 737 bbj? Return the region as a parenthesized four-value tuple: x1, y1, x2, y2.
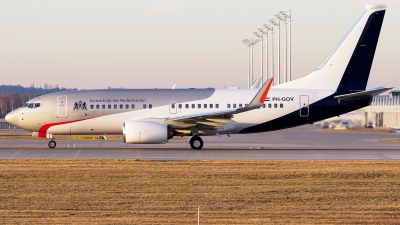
(5, 4, 391, 150)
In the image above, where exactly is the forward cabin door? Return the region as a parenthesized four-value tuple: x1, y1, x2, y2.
(299, 95, 309, 117)
(169, 101, 177, 114)
(57, 95, 68, 118)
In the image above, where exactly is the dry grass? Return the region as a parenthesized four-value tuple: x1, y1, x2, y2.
(1, 160, 400, 224)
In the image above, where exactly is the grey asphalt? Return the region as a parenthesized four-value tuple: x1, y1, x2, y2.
(1, 128, 400, 160)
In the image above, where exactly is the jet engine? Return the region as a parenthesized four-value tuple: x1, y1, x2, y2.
(123, 121, 173, 144)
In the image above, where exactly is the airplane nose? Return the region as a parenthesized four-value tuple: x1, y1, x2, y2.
(5, 110, 19, 127)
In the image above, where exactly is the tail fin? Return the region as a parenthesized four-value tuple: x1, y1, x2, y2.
(278, 4, 386, 91)
(336, 5, 385, 93)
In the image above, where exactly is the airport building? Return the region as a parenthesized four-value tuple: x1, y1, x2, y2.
(357, 90, 400, 129)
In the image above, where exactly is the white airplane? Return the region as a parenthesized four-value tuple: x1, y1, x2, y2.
(5, 4, 391, 150)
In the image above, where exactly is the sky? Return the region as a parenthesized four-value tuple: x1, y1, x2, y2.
(0, 0, 399, 89)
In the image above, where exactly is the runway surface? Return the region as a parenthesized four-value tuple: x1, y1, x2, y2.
(1, 128, 400, 160)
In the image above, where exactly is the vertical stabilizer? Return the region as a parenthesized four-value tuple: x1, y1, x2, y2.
(278, 4, 386, 91)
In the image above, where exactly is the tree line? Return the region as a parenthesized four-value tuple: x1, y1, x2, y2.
(0, 92, 39, 118)
(0, 84, 77, 118)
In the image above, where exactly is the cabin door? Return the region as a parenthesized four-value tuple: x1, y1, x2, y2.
(299, 95, 309, 117)
(57, 95, 68, 118)
(169, 101, 177, 114)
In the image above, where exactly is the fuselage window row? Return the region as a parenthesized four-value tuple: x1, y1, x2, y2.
(178, 104, 218, 109)
(87, 102, 282, 110)
(89, 104, 150, 110)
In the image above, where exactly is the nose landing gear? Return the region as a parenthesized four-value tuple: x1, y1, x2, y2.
(189, 136, 203, 150)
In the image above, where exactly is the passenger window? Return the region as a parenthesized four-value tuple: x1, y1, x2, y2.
(185, 104, 189, 109)
(120, 104, 123, 109)
(239, 104, 242, 108)
(192, 104, 195, 109)
(108, 105, 111, 109)
(102, 105, 105, 109)
(274, 104, 277, 108)
(178, 104, 182, 109)
(280, 103, 283, 108)
(90, 105, 94, 109)
(171, 104, 175, 109)
(216, 104, 219, 108)
(96, 105, 99, 109)
(143, 104, 147, 109)
(263, 104, 266, 108)
(34, 103, 40, 108)
(125, 104, 129, 109)
(210, 104, 213, 108)
(227, 104, 231, 108)
(149, 104, 153, 109)
(233, 104, 236, 108)
(114, 104, 117, 109)
(268, 104, 271, 108)
(198, 104, 201, 108)
(204, 104, 207, 109)
(131, 104, 135, 109)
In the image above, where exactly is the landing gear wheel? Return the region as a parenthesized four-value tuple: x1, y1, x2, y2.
(190, 136, 203, 150)
(48, 140, 56, 148)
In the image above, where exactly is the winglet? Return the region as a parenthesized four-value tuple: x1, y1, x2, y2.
(250, 78, 261, 89)
(235, 78, 273, 113)
(259, 78, 274, 104)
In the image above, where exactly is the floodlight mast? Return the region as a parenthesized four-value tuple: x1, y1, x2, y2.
(242, 38, 259, 88)
(250, 38, 259, 87)
(242, 39, 251, 88)
(280, 10, 291, 82)
(276, 14, 287, 83)
(254, 32, 264, 85)
(263, 24, 273, 85)
(258, 28, 269, 85)
(270, 19, 280, 85)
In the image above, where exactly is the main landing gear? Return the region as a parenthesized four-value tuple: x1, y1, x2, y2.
(190, 136, 203, 150)
(48, 140, 56, 148)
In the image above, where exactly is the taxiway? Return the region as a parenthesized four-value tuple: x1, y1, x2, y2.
(0, 128, 399, 160)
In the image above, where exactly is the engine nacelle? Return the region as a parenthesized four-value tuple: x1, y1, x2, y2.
(123, 121, 173, 144)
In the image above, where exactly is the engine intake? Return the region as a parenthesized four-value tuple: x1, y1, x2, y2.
(123, 121, 173, 144)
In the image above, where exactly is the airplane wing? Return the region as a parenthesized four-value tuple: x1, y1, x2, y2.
(161, 78, 274, 130)
(334, 87, 393, 102)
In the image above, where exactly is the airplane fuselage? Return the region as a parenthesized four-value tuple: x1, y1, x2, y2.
(7, 87, 369, 136)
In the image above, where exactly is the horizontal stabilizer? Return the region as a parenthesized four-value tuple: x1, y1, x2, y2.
(334, 87, 393, 102)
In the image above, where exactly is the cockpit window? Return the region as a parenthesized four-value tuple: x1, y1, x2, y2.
(26, 103, 40, 109)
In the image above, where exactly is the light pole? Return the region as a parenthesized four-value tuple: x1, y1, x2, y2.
(254, 32, 264, 85)
(242, 39, 251, 88)
(270, 19, 280, 85)
(258, 28, 269, 84)
(263, 24, 273, 84)
(280, 10, 291, 82)
(276, 14, 287, 83)
(250, 38, 259, 87)
(242, 38, 259, 88)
